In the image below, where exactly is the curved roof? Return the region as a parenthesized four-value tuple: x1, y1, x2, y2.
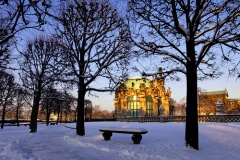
(124, 76, 151, 89)
(128, 76, 145, 80)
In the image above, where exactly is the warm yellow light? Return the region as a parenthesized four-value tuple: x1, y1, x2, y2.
(133, 96, 137, 100)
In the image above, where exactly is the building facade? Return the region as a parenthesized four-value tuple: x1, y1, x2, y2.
(198, 89, 240, 115)
(114, 74, 171, 117)
(226, 98, 240, 114)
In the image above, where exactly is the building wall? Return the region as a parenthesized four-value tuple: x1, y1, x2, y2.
(226, 99, 240, 114)
(198, 90, 240, 115)
(114, 76, 171, 117)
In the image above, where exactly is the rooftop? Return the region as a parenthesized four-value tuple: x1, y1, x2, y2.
(200, 89, 228, 96)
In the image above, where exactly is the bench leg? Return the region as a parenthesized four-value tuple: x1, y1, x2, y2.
(132, 134, 142, 144)
(102, 132, 112, 140)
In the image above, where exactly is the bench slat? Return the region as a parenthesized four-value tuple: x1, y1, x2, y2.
(99, 127, 148, 134)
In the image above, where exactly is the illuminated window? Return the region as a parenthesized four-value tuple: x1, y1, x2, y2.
(146, 96, 153, 116)
(127, 96, 139, 117)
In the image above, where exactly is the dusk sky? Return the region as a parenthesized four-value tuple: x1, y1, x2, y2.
(12, 0, 240, 112)
(85, 63, 240, 112)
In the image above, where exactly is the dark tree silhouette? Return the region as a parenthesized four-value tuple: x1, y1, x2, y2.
(60, 90, 74, 123)
(53, 0, 131, 136)
(40, 86, 59, 126)
(0, 0, 51, 70)
(0, 71, 15, 129)
(14, 84, 27, 127)
(128, 0, 240, 149)
(19, 36, 68, 132)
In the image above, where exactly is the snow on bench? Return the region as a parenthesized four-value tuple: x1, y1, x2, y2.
(99, 127, 148, 144)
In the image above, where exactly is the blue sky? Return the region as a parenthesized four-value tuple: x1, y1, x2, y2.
(83, 48, 240, 111)
(13, 0, 239, 112)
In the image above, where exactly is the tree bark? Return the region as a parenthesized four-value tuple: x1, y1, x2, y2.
(46, 106, 50, 126)
(60, 110, 63, 123)
(76, 81, 86, 136)
(65, 112, 68, 122)
(30, 90, 41, 133)
(1, 101, 7, 129)
(75, 111, 77, 122)
(185, 40, 199, 150)
(16, 104, 19, 127)
(57, 105, 60, 124)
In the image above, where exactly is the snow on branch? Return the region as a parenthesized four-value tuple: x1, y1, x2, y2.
(86, 87, 116, 92)
(141, 68, 186, 78)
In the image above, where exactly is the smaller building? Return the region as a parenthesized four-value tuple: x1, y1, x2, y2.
(198, 89, 240, 115)
(226, 99, 240, 114)
(84, 99, 93, 120)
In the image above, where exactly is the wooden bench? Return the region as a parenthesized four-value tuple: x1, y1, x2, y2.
(50, 122, 56, 125)
(99, 127, 148, 144)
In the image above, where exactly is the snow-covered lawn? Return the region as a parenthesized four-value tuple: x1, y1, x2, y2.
(1, 122, 240, 160)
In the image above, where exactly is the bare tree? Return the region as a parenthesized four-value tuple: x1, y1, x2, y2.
(61, 90, 74, 122)
(92, 105, 102, 118)
(198, 98, 216, 115)
(0, 34, 11, 71)
(70, 97, 78, 122)
(0, 71, 15, 129)
(53, 0, 131, 136)
(13, 84, 27, 127)
(0, 0, 51, 70)
(173, 98, 186, 116)
(18, 36, 68, 132)
(128, 0, 240, 149)
(84, 99, 93, 121)
(40, 85, 58, 125)
(169, 97, 177, 115)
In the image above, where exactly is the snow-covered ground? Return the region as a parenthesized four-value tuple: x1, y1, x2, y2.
(1, 122, 240, 160)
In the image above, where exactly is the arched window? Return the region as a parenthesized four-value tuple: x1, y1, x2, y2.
(127, 96, 139, 117)
(146, 96, 153, 116)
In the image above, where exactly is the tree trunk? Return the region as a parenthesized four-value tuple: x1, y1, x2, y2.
(16, 104, 19, 127)
(30, 91, 41, 133)
(185, 40, 199, 150)
(60, 110, 62, 123)
(57, 106, 60, 124)
(46, 107, 50, 126)
(76, 82, 86, 136)
(1, 102, 7, 129)
(65, 112, 68, 122)
(75, 111, 77, 122)
(57, 112, 60, 124)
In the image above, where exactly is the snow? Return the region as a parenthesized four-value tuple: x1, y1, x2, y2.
(1, 122, 240, 160)
(99, 127, 148, 133)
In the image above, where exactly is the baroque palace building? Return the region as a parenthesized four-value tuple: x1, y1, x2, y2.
(198, 89, 240, 115)
(114, 69, 171, 117)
